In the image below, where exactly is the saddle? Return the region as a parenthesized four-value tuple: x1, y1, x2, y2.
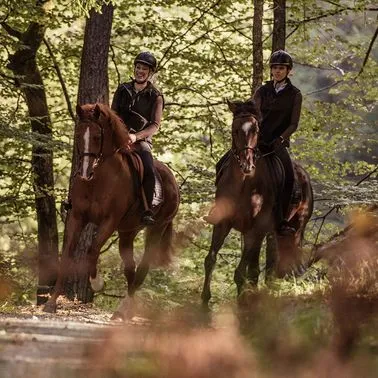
(264, 152, 302, 211)
(124, 151, 164, 209)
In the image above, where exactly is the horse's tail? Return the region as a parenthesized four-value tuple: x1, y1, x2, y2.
(157, 221, 175, 266)
(148, 221, 175, 267)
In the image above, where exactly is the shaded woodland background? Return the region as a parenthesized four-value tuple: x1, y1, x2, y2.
(0, 1, 377, 374)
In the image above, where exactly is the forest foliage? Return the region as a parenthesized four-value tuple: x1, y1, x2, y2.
(0, 0, 377, 306)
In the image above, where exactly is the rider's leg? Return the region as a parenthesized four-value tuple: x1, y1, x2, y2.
(135, 142, 156, 225)
(275, 147, 295, 235)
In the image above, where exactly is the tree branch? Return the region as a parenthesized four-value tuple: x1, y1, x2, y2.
(304, 79, 342, 96)
(159, 0, 222, 70)
(356, 166, 378, 186)
(110, 44, 121, 85)
(206, 34, 251, 84)
(43, 37, 75, 121)
(311, 166, 378, 246)
(287, 8, 349, 39)
(357, 25, 378, 77)
(1, 21, 22, 39)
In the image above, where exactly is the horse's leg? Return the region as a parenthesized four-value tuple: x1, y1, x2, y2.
(201, 222, 232, 306)
(130, 223, 167, 295)
(119, 230, 138, 296)
(43, 215, 84, 313)
(110, 230, 138, 321)
(234, 230, 265, 296)
(87, 219, 119, 292)
(275, 205, 308, 277)
(276, 232, 301, 278)
(265, 232, 278, 281)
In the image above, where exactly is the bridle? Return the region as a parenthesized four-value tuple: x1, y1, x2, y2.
(231, 113, 261, 169)
(231, 112, 277, 171)
(76, 120, 105, 176)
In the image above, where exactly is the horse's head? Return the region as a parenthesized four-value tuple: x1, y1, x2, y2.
(75, 103, 129, 179)
(228, 99, 260, 175)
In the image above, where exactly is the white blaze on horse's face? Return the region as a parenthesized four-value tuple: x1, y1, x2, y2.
(82, 126, 90, 179)
(242, 121, 254, 134)
(239, 120, 258, 175)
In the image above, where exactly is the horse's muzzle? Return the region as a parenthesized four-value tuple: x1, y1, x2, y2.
(241, 162, 256, 175)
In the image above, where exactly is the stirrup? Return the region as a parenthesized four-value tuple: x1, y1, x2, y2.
(141, 210, 155, 226)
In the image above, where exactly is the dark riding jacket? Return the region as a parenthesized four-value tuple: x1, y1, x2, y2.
(111, 80, 164, 145)
(253, 78, 302, 145)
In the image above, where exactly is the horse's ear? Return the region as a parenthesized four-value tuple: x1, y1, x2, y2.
(94, 104, 101, 120)
(226, 99, 237, 114)
(76, 104, 84, 120)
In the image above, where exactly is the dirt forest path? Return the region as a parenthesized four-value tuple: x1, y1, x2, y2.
(0, 300, 151, 378)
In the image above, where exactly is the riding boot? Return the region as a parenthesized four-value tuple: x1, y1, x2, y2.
(141, 179, 156, 225)
(135, 146, 156, 226)
(275, 147, 295, 236)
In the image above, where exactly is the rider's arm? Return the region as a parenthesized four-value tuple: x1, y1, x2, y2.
(281, 91, 302, 140)
(134, 95, 163, 141)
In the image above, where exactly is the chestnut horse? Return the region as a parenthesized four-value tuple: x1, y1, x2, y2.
(202, 100, 313, 305)
(44, 103, 179, 319)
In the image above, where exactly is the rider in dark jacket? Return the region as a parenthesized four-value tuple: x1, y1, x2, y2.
(207, 50, 302, 235)
(253, 50, 302, 235)
(111, 51, 164, 225)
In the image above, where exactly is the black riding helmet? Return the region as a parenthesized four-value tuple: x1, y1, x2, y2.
(269, 50, 293, 69)
(134, 51, 157, 72)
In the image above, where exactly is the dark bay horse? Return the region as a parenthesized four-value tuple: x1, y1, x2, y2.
(44, 103, 179, 319)
(202, 100, 313, 305)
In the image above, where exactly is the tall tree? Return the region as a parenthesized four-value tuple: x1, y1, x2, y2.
(272, 0, 286, 51)
(252, 0, 264, 94)
(64, 3, 114, 303)
(1, 5, 59, 305)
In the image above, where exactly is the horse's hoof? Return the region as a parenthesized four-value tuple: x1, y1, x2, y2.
(295, 263, 306, 277)
(43, 302, 57, 313)
(90, 274, 104, 292)
(111, 311, 125, 322)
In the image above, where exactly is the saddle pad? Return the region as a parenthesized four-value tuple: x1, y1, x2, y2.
(152, 169, 164, 207)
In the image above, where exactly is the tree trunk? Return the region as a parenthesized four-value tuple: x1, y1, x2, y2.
(272, 0, 286, 52)
(252, 0, 264, 95)
(77, 4, 113, 106)
(64, 3, 114, 303)
(4, 20, 59, 305)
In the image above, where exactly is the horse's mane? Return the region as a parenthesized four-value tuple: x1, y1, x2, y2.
(95, 103, 130, 148)
(231, 100, 259, 119)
